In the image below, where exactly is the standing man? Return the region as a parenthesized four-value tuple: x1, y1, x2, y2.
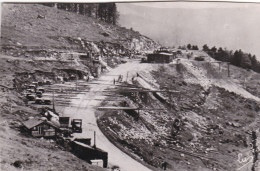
(162, 161, 167, 170)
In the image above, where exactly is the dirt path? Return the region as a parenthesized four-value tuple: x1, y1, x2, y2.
(182, 59, 260, 102)
(61, 60, 159, 171)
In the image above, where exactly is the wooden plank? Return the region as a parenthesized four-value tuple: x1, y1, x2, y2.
(98, 99, 122, 101)
(102, 94, 124, 97)
(45, 89, 90, 92)
(85, 82, 145, 89)
(97, 107, 165, 110)
(97, 107, 139, 110)
(45, 92, 86, 94)
(100, 90, 179, 93)
(102, 74, 121, 76)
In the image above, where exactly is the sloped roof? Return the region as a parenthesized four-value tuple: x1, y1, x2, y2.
(23, 118, 60, 129)
(23, 118, 44, 129)
(74, 141, 107, 153)
(158, 52, 172, 56)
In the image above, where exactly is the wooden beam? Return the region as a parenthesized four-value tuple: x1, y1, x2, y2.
(209, 61, 222, 63)
(97, 107, 165, 110)
(94, 90, 179, 93)
(97, 107, 138, 110)
(102, 74, 121, 76)
(85, 82, 143, 88)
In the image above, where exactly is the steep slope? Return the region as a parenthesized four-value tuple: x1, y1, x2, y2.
(97, 50, 260, 171)
(1, 4, 158, 57)
(0, 3, 158, 171)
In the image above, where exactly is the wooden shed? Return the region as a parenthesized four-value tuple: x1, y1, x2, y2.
(22, 118, 60, 138)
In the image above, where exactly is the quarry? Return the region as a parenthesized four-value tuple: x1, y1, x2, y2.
(1, 2, 260, 171)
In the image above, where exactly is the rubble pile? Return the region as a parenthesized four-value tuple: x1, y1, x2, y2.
(98, 62, 260, 170)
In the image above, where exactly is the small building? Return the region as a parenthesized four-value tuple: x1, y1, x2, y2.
(22, 118, 60, 138)
(71, 140, 108, 168)
(147, 52, 174, 63)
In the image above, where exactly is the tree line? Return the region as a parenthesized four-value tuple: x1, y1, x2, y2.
(187, 44, 199, 50)
(178, 44, 199, 50)
(202, 44, 260, 73)
(41, 3, 119, 25)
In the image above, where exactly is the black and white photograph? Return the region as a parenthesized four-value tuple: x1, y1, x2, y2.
(1, 1, 260, 170)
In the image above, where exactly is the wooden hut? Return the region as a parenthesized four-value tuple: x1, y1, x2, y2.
(22, 118, 60, 138)
(147, 52, 174, 63)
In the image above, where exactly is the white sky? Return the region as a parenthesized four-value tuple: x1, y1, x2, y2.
(132, 1, 259, 9)
(117, 1, 260, 60)
(0, 0, 260, 3)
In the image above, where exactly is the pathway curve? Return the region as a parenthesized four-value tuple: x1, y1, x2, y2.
(62, 60, 159, 171)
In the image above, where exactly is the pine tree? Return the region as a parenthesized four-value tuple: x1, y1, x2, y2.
(79, 4, 85, 15)
(211, 46, 217, 53)
(52, 3, 119, 25)
(240, 53, 252, 69)
(202, 44, 209, 51)
(187, 44, 191, 50)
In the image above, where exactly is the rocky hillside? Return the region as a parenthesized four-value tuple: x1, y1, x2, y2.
(0, 3, 159, 101)
(97, 50, 260, 171)
(0, 3, 158, 171)
(1, 4, 158, 58)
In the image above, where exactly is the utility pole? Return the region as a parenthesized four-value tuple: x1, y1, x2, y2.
(52, 91, 55, 111)
(76, 70, 78, 91)
(227, 63, 230, 77)
(126, 72, 129, 83)
(93, 131, 96, 149)
(70, 53, 73, 67)
(76, 75, 78, 91)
